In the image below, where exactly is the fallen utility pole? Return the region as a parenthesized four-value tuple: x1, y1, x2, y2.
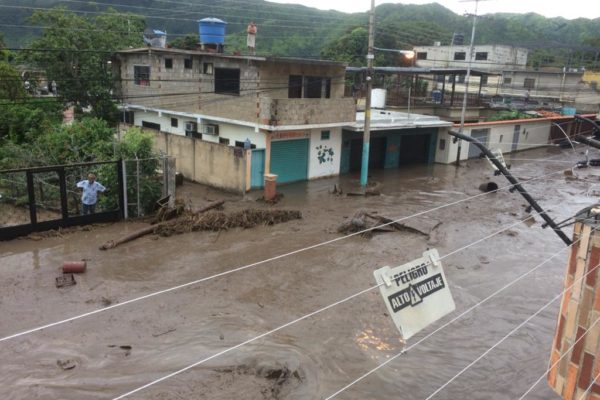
(574, 114, 600, 149)
(455, 0, 480, 166)
(575, 135, 600, 150)
(575, 114, 600, 136)
(448, 130, 572, 245)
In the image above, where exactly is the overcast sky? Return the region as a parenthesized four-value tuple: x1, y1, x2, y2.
(268, 0, 600, 20)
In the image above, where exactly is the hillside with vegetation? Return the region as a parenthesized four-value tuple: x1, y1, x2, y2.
(0, 0, 599, 68)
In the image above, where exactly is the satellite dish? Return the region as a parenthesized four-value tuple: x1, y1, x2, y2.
(143, 28, 167, 48)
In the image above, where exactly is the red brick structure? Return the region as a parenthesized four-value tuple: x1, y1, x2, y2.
(549, 216, 600, 399)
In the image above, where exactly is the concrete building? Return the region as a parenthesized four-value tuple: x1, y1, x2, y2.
(342, 110, 452, 172)
(113, 47, 356, 191)
(434, 114, 598, 164)
(413, 44, 528, 72)
(499, 69, 600, 112)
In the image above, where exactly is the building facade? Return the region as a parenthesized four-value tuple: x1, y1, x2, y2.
(413, 44, 528, 71)
(434, 114, 596, 164)
(499, 69, 600, 110)
(113, 48, 356, 190)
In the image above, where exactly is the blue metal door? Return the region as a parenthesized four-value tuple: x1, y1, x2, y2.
(270, 139, 309, 184)
(250, 149, 265, 188)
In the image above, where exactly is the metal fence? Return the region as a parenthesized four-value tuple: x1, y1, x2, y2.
(121, 156, 175, 218)
(0, 156, 175, 240)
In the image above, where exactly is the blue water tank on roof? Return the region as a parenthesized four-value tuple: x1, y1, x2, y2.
(198, 18, 227, 44)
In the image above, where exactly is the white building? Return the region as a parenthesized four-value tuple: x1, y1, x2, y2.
(414, 44, 528, 72)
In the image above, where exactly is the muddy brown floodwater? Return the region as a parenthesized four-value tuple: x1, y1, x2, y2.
(0, 146, 598, 400)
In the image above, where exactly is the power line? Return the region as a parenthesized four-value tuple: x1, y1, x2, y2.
(0, 165, 572, 344)
(373, 24, 600, 53)
(112, 203, 578, 399)
(323, 224, 595, 400)
(0, 23, 361, 38)
(0, 3, 347, 26)
(51, 0, 349, 21)
(0, 77, 348, 106)
(422, 257, 600, 400)
(517, 315, 600, 399)
(578, 370, 600, 400)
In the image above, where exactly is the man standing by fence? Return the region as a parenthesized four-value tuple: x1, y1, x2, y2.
(77, 173, 106, 215)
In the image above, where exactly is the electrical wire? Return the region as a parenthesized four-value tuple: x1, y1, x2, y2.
(0, 3, 347, 27)
(24, 0, 350, 22)
(0, 77, 348, 106)
(517, 316, 600, 399)
(323, 226, 597, 400)
(111, 204, 578, 399)
(578, 370, 600, 400)
(422, 256, 600, 400)
(0, 164, 573, 345)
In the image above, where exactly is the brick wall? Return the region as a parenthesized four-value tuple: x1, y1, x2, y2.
(549, 221, 600, 399)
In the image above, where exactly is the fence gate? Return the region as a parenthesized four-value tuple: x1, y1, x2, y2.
(0, 161, 125, 241)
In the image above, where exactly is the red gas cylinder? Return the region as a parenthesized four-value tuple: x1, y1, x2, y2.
(62, 261, 87, 274)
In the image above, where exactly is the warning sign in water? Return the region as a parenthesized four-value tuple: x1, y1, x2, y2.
(374, 249, 456, 340)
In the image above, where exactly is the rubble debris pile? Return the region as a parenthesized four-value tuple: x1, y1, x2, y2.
(338, 210, 440, 239)
(156, 209, 302, 237)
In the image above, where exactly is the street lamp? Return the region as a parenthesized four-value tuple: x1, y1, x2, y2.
(373, 48, 417, 115)
(374, 47, 415, 61)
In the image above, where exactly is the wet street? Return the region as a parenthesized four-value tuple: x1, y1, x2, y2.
(0, 145, 597, 400)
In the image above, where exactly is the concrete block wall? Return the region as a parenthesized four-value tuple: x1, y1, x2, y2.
(118, 51, 353, 126)
(258, 62, 346, 99)
(199, 58, 260, 122)
(118, 51, 201, 112)
(548, 221, 600, 399)
(259, 97, 356, 126)
(149, 128, 247, 193)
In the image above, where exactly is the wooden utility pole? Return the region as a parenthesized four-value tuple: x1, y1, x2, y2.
(455, 0, 480, 166)
(361, 0, 375, 187)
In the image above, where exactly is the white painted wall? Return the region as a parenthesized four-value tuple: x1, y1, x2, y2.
(308, 127, 342, 179)
(435, 120, 553, 164)
(218, 123, 266, 149)
(132, 110, 266, 148)
(414, 45, 528, 71)
(434, 128, 454, 164)
(135, 110, 185, 135)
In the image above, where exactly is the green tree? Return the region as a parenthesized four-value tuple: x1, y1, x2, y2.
(33, 117, 116, 165)
(0, 99, 62, 144)
(321, 27, 369, 66)
(0, 61, 25, 102)
(101, 127, 162, 215)
(169, 34, 199, 50)
(25, 8, 145, 123)
(0, 32, 10, 62)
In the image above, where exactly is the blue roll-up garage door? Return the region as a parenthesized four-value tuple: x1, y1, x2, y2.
(271, 139, 309, 184)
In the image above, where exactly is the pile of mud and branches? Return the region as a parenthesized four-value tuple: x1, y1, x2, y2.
(100, 200, 301, 250)
(155, 209, 302, 237)
(338, 210, 441, 239)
